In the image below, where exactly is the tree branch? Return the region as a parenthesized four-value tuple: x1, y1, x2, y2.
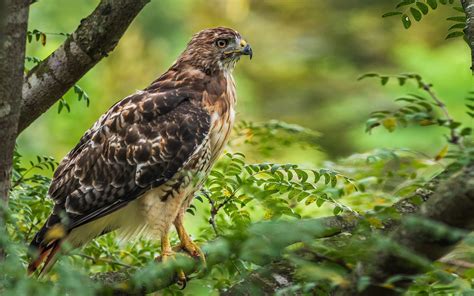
(17, 0, 150, 134)
(461, 0, 474, 73)
(336, 163, 474, 296)
(88, 213, 361, 295)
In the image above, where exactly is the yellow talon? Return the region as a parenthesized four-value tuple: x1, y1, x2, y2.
(158, 232, 188, 288)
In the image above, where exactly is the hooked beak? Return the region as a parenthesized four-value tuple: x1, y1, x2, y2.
(226, 39, 253, 60)
(239, 39, 253, 60)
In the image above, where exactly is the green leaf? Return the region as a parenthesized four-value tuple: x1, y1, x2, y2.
(358, 73, 379, 80)
(408, 93, 427, 101)
(416, 2, 429, 14)
(446, 16, 466, 22)
(395, 97, 416, 103)
(294, 169, 308, 182)
(448, 121, 461, 129)
(396, 0, 415, 8)
(382, 11, 403, 18)
(446, 31, 464, 39)
(323, 173, 331, 185)
(210, 170, 225, 178)
(313, 171, 321, 183)
(381, 76, 389, 85)
(448, 23, 466, 30)
(288, 189, 301, 200)
(415, 101, 433, 111)
(410, 8, 422, 21)
(58, 101, 63, 114)
(461, 127, 472, 136)
(316, 198, 325, 207)
(427, 0, 437, 9)
(365, 118, 380, 132)
(402, 14, 412, 29)
(270, 164, 280, 173)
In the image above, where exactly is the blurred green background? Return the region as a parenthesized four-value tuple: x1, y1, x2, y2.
(19, 0, 473, 167)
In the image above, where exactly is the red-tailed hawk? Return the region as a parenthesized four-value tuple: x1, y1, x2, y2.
(28, 27, 252, 280)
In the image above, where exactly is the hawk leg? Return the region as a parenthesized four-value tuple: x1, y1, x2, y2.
(156, 230, 187, 287)
(173, 212, 206, 267)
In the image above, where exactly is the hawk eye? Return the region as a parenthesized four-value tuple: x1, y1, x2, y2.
(215, 39, 228, 48)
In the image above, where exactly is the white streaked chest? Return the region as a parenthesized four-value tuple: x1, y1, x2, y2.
(209, 71, 237, 162)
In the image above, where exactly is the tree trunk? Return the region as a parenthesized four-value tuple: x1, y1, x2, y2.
(461, 0, 474, 73)
(0, 0, 30, 256)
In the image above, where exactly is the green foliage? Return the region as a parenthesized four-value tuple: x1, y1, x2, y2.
(57, 86, 90, 114)
(360, 73, 471, 150)
(26, 29, 70, 46)
(24, 56, 41, 68)
(26, 30, 47, 46)
(232, 120, 319, 157)
(4, 1, 472, 295)
(201, 152, 357, 228)
(383, 0, 463, 35)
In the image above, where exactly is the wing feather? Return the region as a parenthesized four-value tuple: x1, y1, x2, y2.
(40, 89, 210, 235)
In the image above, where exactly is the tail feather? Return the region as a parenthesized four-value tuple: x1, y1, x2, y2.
(28, 240, 62, 275)
(28, 215, 67, 276)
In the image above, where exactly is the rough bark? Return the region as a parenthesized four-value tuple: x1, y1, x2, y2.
(0, 0, 29, 222)
(336, 164, 474, 296)
(0, 0, 5, 40)
(461, 0, 474, 72)
(221, 262, 296, 296)
(17, 0, 151, 134)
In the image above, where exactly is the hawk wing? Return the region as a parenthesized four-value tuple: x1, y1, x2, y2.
(33, 89, 210, 245)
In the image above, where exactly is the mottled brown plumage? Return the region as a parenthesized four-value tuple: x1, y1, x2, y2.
(28, 27, 252, 275)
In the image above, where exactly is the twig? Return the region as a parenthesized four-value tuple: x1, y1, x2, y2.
(201, 190, 219, 236)
(440, 258, 474, 269)
(24, 222, 35, 242)
(421, 82, 460, 145)
(201, 176, 247, 236)
(12, 165, 36, 189)
(75, 253, 135, 269)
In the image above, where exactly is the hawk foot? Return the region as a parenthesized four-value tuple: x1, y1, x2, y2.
(173, 239, 206, 268)
(155, 251, 187, 289)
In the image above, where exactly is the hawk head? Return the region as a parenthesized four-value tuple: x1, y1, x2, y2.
(177, 27, 252, 73)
